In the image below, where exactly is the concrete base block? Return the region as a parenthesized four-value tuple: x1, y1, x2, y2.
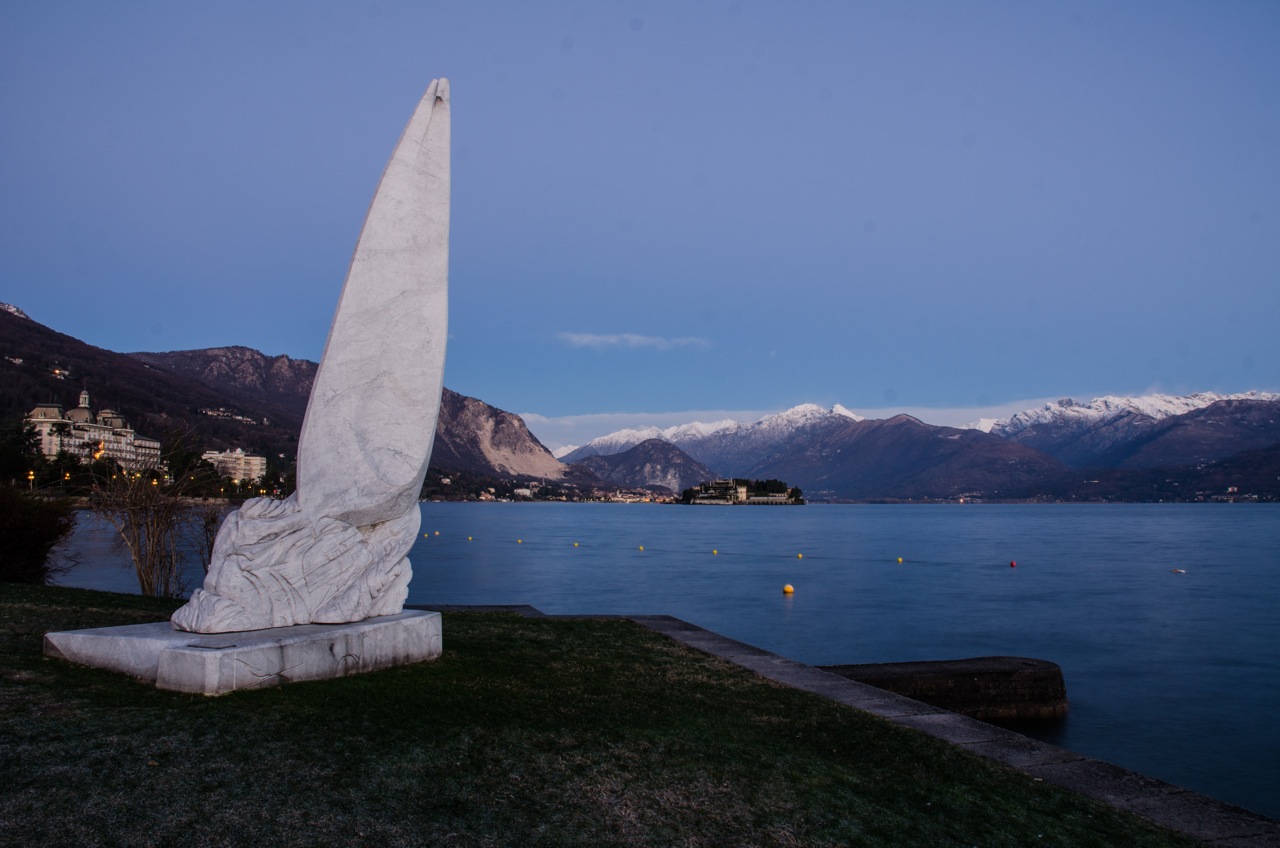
(44, 610, 442, 696)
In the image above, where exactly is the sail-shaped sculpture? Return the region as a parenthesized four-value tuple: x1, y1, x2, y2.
(172, 80, 450, 633)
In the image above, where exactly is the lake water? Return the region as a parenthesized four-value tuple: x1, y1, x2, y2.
(58, 502, 1280, 820)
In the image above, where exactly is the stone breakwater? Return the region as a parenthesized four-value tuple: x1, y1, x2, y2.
(819, 656, 1068, 722)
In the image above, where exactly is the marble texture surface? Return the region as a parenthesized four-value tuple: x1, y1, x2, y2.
(172, 79, 450, 633)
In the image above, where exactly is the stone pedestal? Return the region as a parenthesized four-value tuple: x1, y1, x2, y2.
(44, 610, 441, 696)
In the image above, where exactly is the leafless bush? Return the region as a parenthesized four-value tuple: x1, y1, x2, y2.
(91, 469, 194, 598)
(186, 499, 229, 574)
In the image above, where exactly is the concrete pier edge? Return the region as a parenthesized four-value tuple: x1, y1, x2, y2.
(412, 604, 1280, 847)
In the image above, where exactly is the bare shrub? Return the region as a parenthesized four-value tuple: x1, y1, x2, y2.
(186, 499, 229, 574)
(91, 469, 194, 598)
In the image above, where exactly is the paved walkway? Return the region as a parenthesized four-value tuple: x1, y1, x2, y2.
(419, 604, 1280, 847)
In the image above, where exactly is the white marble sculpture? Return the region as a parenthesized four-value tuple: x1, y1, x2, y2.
(172, 79, 451, 634)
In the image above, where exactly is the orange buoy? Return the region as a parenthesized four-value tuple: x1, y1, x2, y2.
(782, 584, 794, 594)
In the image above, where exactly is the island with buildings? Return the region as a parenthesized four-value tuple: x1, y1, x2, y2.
(680, 479, 804, 505)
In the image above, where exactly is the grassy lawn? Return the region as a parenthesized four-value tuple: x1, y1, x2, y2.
(1, 583, 1198, 848)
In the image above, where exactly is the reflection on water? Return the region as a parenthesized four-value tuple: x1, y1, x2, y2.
(58, 502, 1280, 819)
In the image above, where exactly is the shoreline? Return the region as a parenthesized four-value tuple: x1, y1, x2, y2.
(414, 602, 1280, 843)
(8, 584, 1269, 845)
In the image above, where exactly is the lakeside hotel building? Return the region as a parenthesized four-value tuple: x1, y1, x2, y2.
(200, 448, 267, 485)
(26, 390, 161, 471)
(26, 391, 266, 483)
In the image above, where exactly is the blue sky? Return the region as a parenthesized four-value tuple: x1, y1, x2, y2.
(3, 2, 1277, 449)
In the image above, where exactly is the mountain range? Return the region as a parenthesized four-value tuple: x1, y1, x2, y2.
(1, 307, 306, 463)
(573, 438, 718, 494)
(562, 394, 1280, 500)
(989, 393, 1280, 469)
(1, 307, 569, 490)
(3, 304, 1277, 501)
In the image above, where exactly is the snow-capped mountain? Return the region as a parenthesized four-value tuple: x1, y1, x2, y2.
(572, 439, 717, 494)
(989, 392, 1280, 469)
(12, 299, 1276, 500)
(553, 391, 1280, 495)
(560, 420, 735, 461)
(744, 413, 1066, 501)
(558, 404, 1059, 499)
(990, 392, 1279, 436)
(558, 403, 864, 475)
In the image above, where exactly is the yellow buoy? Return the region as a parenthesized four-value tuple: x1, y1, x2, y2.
(573, 542, 579, 547)
(638, 545, 645, 551)
(517, 539, 522, 544)
(897, 557, 903, 563)
(712, 549, 718, 555)
(783, 584, 795, 594)
(467, 536, 473, 541)
(797, 553, 803, 559)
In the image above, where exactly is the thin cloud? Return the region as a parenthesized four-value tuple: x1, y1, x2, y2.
(558, 332, 710, 351)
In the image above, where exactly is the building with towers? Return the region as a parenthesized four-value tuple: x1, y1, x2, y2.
(26, 390, 162, 471)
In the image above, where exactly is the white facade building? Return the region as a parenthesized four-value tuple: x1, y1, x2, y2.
(201, 448, 268, 484)
(26, 390, 162, 471)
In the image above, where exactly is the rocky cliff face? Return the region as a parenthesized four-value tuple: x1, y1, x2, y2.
(129, 346, 316, 422)
(125, 349, 570, 481)
(430, 388, 567, 479)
